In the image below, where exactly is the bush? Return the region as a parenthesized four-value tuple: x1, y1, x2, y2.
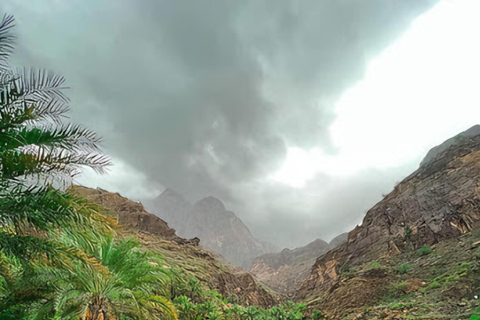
(369, 260, 381, 269)
(393, 281, 408, 292)
(428, 281, 441, 289)
(417, 245, 433, 256)
(395, 263, 412, 274)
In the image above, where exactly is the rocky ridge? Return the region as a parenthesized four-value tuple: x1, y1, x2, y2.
(250, 234, 347, 297)
(250, 238, 329, 296)
(72, 186, 276, 308)
(296, 125, 480, 316)
(148, 190, 276, 269)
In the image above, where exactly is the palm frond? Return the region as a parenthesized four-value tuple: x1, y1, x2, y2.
(0, 14, 15, 70)
(1, 124, 102, 152)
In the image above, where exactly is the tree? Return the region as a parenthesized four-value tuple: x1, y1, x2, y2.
(0, 13, 181, 320)
(0, 13, 112, 265)
(49, 236, 177, 320)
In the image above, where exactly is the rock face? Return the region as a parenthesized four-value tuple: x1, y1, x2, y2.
(148, 191, 276, 269)
(250, 238, 329, 296)
(72, 186, 276, 308)
(297, 125, 480, 301)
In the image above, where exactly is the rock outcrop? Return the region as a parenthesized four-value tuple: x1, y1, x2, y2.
(72, 186, 276, 308)
(297, 125, 480, 303)
(148, 191, 276, 269)
(250, 238, 329, 296)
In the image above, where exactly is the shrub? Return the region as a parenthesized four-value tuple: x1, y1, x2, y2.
(393, 281, 408, 292)
(395, 263, 412, 274)
(428, 281, 441, 289)
(417, 245, 433, 256)
(369, 260, 381, 269)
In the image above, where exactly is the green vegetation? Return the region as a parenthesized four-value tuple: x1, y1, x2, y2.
(2, 12, 480, 320)
(395, 263, 412, 274)
(368, 260, 381, 269)
(0, 15, 320, 320)
(417, 245, 433, 256)
(0, 15, 172, 319)
(173, 294, 308, 320)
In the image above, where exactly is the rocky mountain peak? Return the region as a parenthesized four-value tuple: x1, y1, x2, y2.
(297, 125, 480, 301)
(306, 238, 329, 249)
(328, 232, 348, 249)
(147, 191, 276, 269)
(156, 188, 189, 204)
(194, 196, 226, 214)
(420, 124, 480, 167)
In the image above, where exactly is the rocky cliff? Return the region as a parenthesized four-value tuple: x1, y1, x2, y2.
(148, 190, 276, 269)
(250, 238, 329, 296)
(72, 186, 276, 308)
(296, 125, 480, 315)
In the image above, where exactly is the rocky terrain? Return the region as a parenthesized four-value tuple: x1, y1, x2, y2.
(250, 234, 347, 297)
(250, 238, 329, 296)
(72, 186, 277, 308)
(295, 125, 480, 318)
(74, 125, 480, 319)
(148, 189, 276, 269)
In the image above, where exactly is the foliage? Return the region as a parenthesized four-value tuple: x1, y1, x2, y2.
(0, 14, 177, 320)
(173, 294, 310, 320)
(427, 281, 441, 289)
(395, 263, 412, 274)
(368, 260, 381, 270)
(417, 245, 433, 256)
(0, 13, 113, 268)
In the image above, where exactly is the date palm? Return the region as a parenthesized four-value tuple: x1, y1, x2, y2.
(46, 237, 177, 320)
(0, 13, 112, 264)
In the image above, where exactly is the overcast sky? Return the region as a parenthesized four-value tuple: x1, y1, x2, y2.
(3, 0, 480, 248)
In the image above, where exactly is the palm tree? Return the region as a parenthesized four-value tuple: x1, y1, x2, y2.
(0, 13, 112, 264)
(48, 237, 177, 320)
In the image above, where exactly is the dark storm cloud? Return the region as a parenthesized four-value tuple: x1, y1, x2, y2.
(1, 0, 438, 247)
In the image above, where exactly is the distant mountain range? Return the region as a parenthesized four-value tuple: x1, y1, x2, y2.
(146, 189, 277, 269)
(73, 186, 276, 307)
(250, 233, 347, 295)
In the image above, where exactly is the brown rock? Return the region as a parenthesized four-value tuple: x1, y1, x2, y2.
(71, 186, 276, 308)
(250, 238, 329, 295)
(297, 125, 480, 306)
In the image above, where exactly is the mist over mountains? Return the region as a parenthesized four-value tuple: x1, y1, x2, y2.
(146, 189, 277, 269)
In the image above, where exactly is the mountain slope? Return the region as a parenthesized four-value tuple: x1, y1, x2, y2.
(148, 190, 276, 269)
(72, 186, 277, 308)
(250, 238, 329, 296)
(296, 125, 480, 318)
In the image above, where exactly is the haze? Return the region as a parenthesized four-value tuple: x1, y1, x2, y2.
(3, 0, 480, 248)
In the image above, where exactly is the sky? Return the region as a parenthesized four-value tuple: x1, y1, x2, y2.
(2, 0, 480, 248)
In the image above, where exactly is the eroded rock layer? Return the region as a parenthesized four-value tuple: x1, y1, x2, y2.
(297, 125, 480, 306)
(73, 186, 276, 308)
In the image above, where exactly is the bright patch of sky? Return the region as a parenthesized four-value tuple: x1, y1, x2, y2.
(272, 0, 480, 188)
(76, 157, 163, 201)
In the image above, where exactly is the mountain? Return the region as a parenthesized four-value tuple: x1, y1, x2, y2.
(147, 191, 277, 269)
(72, 186, 277, 307)
(295, 125, 480, 319)
(328, 232, 348, 249)
(250, 238, 329, 296)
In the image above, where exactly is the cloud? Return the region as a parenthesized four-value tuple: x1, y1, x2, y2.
(0, 0, 439, 248)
